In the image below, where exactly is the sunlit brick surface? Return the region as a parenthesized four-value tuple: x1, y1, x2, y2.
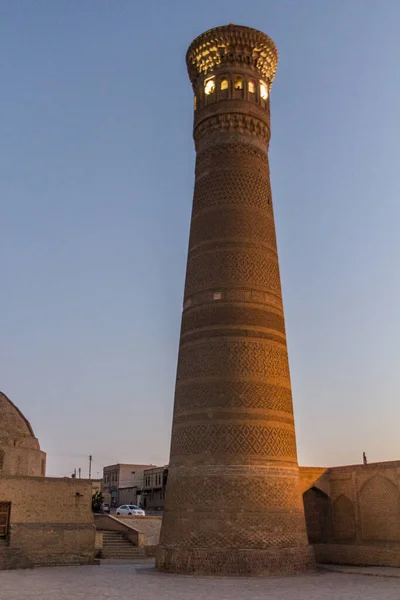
(157, 24, 312, 575)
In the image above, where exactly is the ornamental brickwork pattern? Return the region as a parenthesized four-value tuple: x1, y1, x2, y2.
(192, 168, 273, 214)
(156, 24, 313, 576)
(173, 380, 294, 414)
(170, 423, 297, 460)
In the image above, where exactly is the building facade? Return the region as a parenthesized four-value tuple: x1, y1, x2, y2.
(142, 466, 168, 510)
(103, 464, 154, 506)
(300, 461, 400, 568)
(0, 391, 95, 569)
(156, 25, 313, 576)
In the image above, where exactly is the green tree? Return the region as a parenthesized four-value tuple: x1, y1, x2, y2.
(92, 491, 104, 513)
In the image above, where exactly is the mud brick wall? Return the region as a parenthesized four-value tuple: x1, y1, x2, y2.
(0, 476, 95, 569)
(301, 460, 400, 568)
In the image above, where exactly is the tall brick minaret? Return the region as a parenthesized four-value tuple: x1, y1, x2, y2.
(156, 24, 314, 576)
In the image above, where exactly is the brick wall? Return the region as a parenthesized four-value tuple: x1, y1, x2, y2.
(301, 460, 400, 567)
(1, 446, 46, 478)
(0, 476, 95, 569)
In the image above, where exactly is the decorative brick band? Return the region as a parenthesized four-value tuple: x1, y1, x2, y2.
(186, 24, 278, 88)
(157, 546, 315, 576)
(194, 113, 270, 147)
(170, 422, 297, 460)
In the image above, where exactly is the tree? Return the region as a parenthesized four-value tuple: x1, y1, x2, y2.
(92, 491, 104, 513)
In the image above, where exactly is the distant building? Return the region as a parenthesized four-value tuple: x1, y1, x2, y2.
(142, 465, 168, 510)
(103, 463, 154, 506)
(118, 468, 152, 507)
(118, 486, 140, 506)
(91, 479, 102, 496)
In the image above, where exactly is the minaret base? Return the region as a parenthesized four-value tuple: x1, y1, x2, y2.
(156, 545, 315, 576)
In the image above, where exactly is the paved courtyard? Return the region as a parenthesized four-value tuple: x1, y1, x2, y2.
(2, 561, 400, 600)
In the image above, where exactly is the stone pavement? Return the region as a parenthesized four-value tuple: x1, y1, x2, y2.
(320, 564, 400, 578)
(2, 561, 400, 600)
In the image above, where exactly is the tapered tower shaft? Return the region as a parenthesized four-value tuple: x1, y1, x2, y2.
(157, 24, 314, 576)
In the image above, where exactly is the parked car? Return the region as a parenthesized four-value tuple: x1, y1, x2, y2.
(101, 503, 110, 514)
(116, 505, 145, 516)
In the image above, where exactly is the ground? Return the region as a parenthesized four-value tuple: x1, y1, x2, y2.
(2, 561, 400, 600)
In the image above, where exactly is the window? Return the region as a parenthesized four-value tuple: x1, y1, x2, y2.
(41, 459, 45, 476)
(234, 76, 243, 90)
(0, 450, 4, 471)
(213, 292, 222, 300)
(248, 80, 256, 94)
(220, 77, 228, 91)
(194, 95, 197, 110)
(204, 77, 215, 95)
(260, 81, 268, 100)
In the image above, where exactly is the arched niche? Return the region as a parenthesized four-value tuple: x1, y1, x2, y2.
(360, 475, 400, 542)
(332, 494, 356, 541)
(303, 486, 332, 543)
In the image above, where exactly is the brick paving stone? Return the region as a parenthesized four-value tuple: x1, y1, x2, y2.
(2, 561, 400, 600)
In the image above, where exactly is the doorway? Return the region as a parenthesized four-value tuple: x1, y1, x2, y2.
(0, 502, 11, 538)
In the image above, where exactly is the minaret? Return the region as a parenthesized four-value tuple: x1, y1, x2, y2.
(156, 24, 314, 576)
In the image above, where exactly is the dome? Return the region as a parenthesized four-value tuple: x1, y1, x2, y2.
(0, 391, 35, 440)
(0, 391, 46, 477)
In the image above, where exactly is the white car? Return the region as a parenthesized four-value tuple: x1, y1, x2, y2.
(116, 505, 145, 516)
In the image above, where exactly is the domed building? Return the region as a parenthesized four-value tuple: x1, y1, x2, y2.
(0, 391, 46, 477)
(0, 392, 96, 570)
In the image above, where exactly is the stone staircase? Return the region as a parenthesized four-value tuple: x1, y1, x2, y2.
(101, 531, 147, 560)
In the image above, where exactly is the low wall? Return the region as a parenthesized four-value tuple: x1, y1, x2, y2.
(94, 514, 144, 547)
(115, 515, 162, 547)
(0, 476, 95, 569)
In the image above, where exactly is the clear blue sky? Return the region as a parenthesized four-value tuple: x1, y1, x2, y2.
(2, 1, 400, 477)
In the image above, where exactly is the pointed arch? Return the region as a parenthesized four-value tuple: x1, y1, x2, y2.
(360, 475, 400, 541)
(332, 494, 355, 541)
(303, 486, 332, 543)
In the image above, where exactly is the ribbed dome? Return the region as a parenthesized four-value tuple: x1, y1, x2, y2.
(0, 391, 45, 476)
(0, 391, 35, 441)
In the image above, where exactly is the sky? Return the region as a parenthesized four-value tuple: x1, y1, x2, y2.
(1, 0, 400, 477)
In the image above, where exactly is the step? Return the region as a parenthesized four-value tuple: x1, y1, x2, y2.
(104, 548, 138, 552)
(103, 548, 145, 556)
(103, 546, 143, 554)
(103, 542, 137, 548)
(103, 539, 135, 546)
(103, 553, 145, 558)
(102, 556, 147, 561)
